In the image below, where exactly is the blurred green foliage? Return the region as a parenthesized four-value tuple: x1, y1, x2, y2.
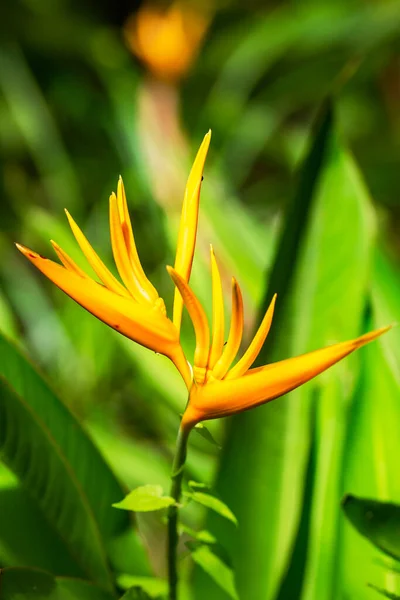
(1, 0, 400, 598)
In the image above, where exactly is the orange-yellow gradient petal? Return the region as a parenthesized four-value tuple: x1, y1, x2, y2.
(173, 131, 211, 332)
(182, 326, 390, 428)
(116, 178, 159, 303)
(50, 241, 88, 278)
(109, 192, 152, 304)
(168, 266, 209, 381)
(16, 244, 191, 387)
(226, 293, 277, 380)
(65, 209, 129, 298)
(211, 278, 244, 380)
(207, 246, 225, 370)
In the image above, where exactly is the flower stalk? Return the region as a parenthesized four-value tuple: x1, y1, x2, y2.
(167, 423, 190, 600)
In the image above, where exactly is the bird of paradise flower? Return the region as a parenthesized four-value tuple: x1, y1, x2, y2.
(17, 131, 389, 600)
(17, 130, 388, 428)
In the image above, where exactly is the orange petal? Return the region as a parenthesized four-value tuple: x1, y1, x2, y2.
(183, 327, 390, 426)
(226, 294, 277, 380)
(116, 178, 159, 303)
(207, 246, 225, 370)
(16, 244, 179, 355)
(173, 131, 211, 333)
(65, 209, 129, 298)
(211, 278, 244, 380)
(109, 192, 154, 304)
(167, 266, 209, 379)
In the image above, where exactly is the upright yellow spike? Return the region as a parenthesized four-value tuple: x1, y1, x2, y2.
(226, 294, 277, 380)
(167, 266, 209, 381)
(207, 246, 225, 370)
(211, 278, 244, 380)
(65, 209, 130, 298)
(173, 131, 211, 333)
(109, 193, 152, 304)
(51, 241, 88, 279)
(117, 177, 159, 303)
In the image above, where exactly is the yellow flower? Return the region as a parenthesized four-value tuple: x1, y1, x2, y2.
(167, 250, 390, 430)
(124, 2, 209, 82)
(17, 131, 212, 389)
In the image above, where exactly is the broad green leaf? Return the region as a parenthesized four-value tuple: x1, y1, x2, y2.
(117, 575, 167, 597)
(0, 568, 114, 600)
(195, 102, 334, 600)
(338, 251, 400, 600)
(0, 465, 82, 576)
(342, 496, 400, 561)
(297, 127, 376, 600)
(191, 545, 239, 600)
(113, 485, 175, 512)
(0, 331, 136, 588)
(185, 491, 237, 526)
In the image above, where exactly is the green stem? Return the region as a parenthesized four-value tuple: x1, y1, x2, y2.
(167, 425, 190, 600)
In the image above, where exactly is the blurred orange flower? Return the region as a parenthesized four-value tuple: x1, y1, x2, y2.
(125, 2, 209, 82)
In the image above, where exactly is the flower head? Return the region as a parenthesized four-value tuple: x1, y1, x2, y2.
(124, 2, 209, 82)
(17, 132, 211, 388)
(167, 249, 390, 430)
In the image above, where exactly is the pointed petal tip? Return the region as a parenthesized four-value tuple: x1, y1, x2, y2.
(356, 325, 391, 347)
(15, 242, 27, 253)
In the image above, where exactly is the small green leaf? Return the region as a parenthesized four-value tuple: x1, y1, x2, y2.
(185, 491, 238, 526)
(342, 495, 400, 560)
(113, 485, 176, 512)
(194, 423, 221, 448)
(117, 574, 167, 597)
(180, 523, 217, 544)
(190, 545, 239, 600)
(119, 590, 152, 600)
(369, 584, 400, 599)
(189, 480, 210, 490)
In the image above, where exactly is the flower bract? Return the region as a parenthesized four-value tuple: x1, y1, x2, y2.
(167, 249, 390, 430)
(17, 132, 211, 389)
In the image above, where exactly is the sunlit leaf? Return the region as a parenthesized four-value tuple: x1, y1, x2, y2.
(191, 545, 239, 600)
(0, 332, 140, 589)
(113, 485, 176, 512)
(185, 491, 237, 526)
(117, 575, 167, 598)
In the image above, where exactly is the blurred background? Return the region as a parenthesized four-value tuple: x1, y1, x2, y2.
(1, 0, 400, 599)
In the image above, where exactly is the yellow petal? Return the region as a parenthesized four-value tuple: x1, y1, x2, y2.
(50, 241, 88, 278)
(65, 209, 129, 298)
(211, 278, 244, 380)
(173, 131, 211, 332)
(226, 294, 277, 380)
(182, 326, 390, 427)
(207, 246, 225, 370)
(109, 192, 153, 304)
(167, 266, 209, 378)
(116, 178, 159, 303)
